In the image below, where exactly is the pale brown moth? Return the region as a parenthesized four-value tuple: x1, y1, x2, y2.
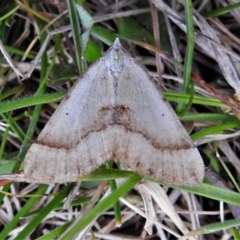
(0, 38, 204, 186)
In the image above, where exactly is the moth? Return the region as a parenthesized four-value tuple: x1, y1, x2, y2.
(0, 38, 204, 186)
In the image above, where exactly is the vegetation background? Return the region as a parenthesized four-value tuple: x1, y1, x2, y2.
(1, 0, 240, 239)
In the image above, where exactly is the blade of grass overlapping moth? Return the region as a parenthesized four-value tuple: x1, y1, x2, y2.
(77, 169, 134, 181)
(13, 185, 72, 240)
(176, 0, 195, 116)
(59, 173, 142, 239)
(67, 0, 84, 74)
(0, 184, 49, 239)
(106, 162, 122, 226)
